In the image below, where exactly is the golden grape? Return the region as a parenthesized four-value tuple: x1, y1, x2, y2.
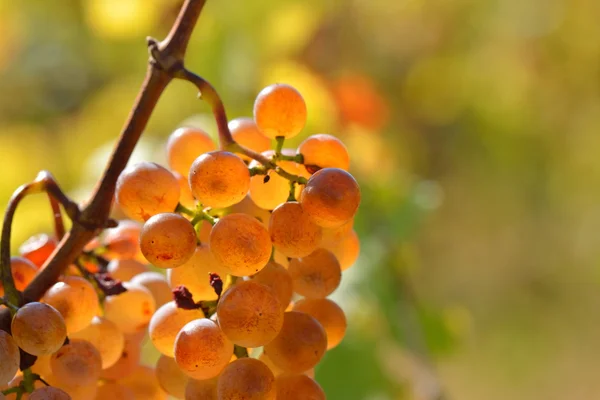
(229, 117, 271, 161)
(258, 352, 284, 377)
(217, 358, 275, 400)
(50, 339, 102, 385)
(269, 201, 322, 258)
(8, 257, 38, 291)
(292, 298, 347, 349)
(104, 282, 156, 334)
(323, 228, 360, 271)
(156, 355, 189, 399)
(253, 84, 307, 139)
(188, 151, 250, 209)
(288, 248, 341, 298)
(166, 126, 216, 177)
(99, 333, 142, 381)
(11, 302, 67, 356)
(210, 213, 271, 276)
(19, 234, 57, 268)
(103, 220, 144, 262)
(174, 319, 233, 380)
(185, 377, 218, 400)
(229, 196, 271, 229)
(140, 213, 197, 269)
(107, 258, 148, 282)
(42, 276, 99, 334)
(29, 387, 71, 400)
(248, 156, 290, 211)
(174, 171, 197, 209)
(95, 382, 135, 400)
(263, 311, 327, 373)
(116, 162, 180, 222)
(149, 301, 204, 358)
(275, 374, 326, 400)
(70, 316, 125, 369)
(130, 272, 172, 308)
(297, 134, 350, 171)
(217, 280, 283, 347)
(320, 218, 354, 246)
(0, 330, 19, 385)
(299, 167, 360, 228)
(251, 261, 293, 311)
(119, 365, 168, 400)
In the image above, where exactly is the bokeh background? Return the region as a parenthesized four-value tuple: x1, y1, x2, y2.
(2, 0, 600, 399)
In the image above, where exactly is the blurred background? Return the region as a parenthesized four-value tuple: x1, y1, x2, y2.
(2, 0, 600, 399)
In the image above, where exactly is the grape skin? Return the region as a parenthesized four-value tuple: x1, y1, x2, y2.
(69, 316, 125, 369)
(155, 355, 189, 399)
(0, 330, 19, 385)
(323, 228, 360, 271)
(29, 387, 71, 400)
(104, 282, 156, 334)
(269, 201, 322, 258)
(106, 258, 149, 282)
(11, 302, 67, 356)
(251, 261, 293, 311)
(288, 248, 342, 299)
(99, 333, 142, 381)
(140, 213, 197, 269)
(185, 377, 218, 400)
(217, 280, 284, 347)
(130, 272, 172, 308)
(119, 365, 168, 400)
(166, 126, 216, 177)
(19, 234, 58, 268)
(253, 83, 307, 139)
(229, 117, 271, 161)
(95, 382, 135, 400)
(216, 358, 276, 400)
(275, 374, 326, 400)
(298, 133, 350, 171)
(50, 339, 102, 385)
(149, 301, 204, 358)
(42, 276, 99, 334)
(292, 298, 347, 349)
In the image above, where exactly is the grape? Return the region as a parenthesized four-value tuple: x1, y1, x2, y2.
(156, 355, 189, 399)
(104, 282, 156, 334)
(269, 202, 322, 258)
(44, 374, 98, 400)
(188, 151, 250, 209)
(292, 298, 347, 349)
(70, 316, 125, 369)
(322, 229, 360, 271)
(0, 330, 19, 385)
(119, 365, 168, 400)
(100, 333, 142, 381)
(196, 219, 213, 244)
(174, 171, 196, 209)
(19, 233, 57, 268)
(253, 83, 307, 139)
(95, 382, 135, 400)
(116, 162, 180, 222)
(11, 302, 67, 356)
(209, 213, 271, 276)
(299, 168, 361, 228)
(167, 244, 229, 301)
(258, 352, 283, 377)
(9, 256, 38, 290)
(31, 354, 52, 378)
(263, 311, 327, 373)
(130, 272, 172, 308)
(229, 117, 271, 161)
(272, 250, 290, 269)
(297, 134, 350, 171)
(216, 358, 275, 400)
(103, 221, 143, 262)
(174, 319, 233, 380)
(107, 258, 149, 282)
(251, 261, 293, 311)
(50, 339, 102, 385)
(166, 127, 216, 177)
(288, 248, 341, 299)
(140, 213, 197, 269)
(275, 374, 326, 400)
(320, 218, 354, 246)
(248, 155, 289, 211)
(29, 387, 71, 400)
(42, 276, 99, 333)
(185, 377, 218, 400)
(229, 196, 271, 229)
(149, 301, 204, 358)
(217, 280, 283, 347)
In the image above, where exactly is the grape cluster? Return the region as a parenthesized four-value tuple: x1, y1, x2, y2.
(0, 83, 360, 399)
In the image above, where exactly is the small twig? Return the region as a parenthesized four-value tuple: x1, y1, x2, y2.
(47, 194, 65, 240)
(274, 136, 285, 157)
(0, 297, 19, 312)
(176, 203, 195, 217)
(287, 181, 297, 202)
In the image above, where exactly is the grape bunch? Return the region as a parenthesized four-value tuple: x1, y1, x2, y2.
(0, 83, 360, 400)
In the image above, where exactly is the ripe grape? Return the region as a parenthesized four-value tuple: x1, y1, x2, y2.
(42, 276, 99, 333)
(50, 339, 102, 385)
(323, 229, 360, 271)
(119, 365, 168, 400)
(263, 311, 327, 373)
(288, 248, 341, 298)
(11, 302, 67, 356)
(9, 256, 38, 290)
(216, 358, 275, 400)
(149, 301, 204, 358)
(251, 261, 293, 311)
(253, 83, 307, 139)
(269, 201, 322, 258)
(217, 280, 283, 347)
(116, 162, 180, 222)
(292, 298, 347, 349)
(299, 168, 360, 228)
(31, 354, 52, 378)
(104, 282, 156, 334)
(275, 374, 326, 400)
(166, 126, 216, 177)
(156, 355, 189, 399)
(29, 387, 71, 400)
(297, 134, 350, 171)
(273, 250, 290, 269)
(258, 352, 284, 377)
(130, 272, 172, 307)
(95, 382, 135, 400)
(0, 330, 19, 385)
(100, 333, 142, 381)
(320, 218, 354, 246)
(70, 316, 125, 369)
(248, 156, 290, 211)
(174, 319, 233, 380)
(209, 213, 271, 276)
(174, 171, 196, 208)
(229, 196, 271, 229)
(140, 213, 196, 269)
(185, 377, 218, 400)
(168, 244, 229, 301)
(188, 151, 250, 208)
(107, 258, 148, 282)
(103, 220, 143, 262)
(229, 117, 271, 161)
(19, 233, 57, 268)
(197, 219, 213, 243)
(44, 374, 98, 400)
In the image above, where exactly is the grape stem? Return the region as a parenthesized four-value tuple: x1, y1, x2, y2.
(0, 0, 209, 333)
(0, 297, 19, 312)
(175, 203, 195, 217)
